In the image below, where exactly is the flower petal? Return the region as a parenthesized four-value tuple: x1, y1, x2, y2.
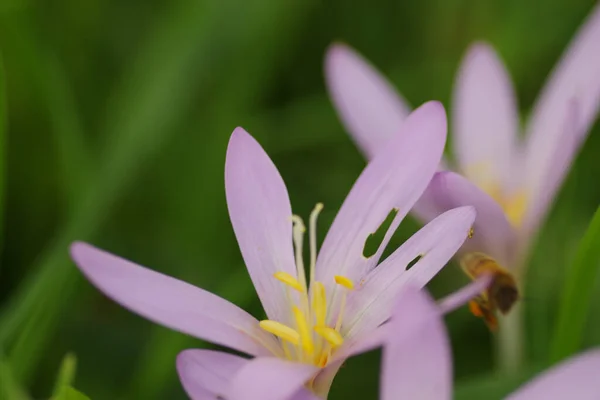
(524, 4, 600, 217)
(176, 349, 249, 400)
(325, 43, 411, 159)
(288, 391, 320, 400)
(522, 100, 579, 238)
(342, 206, 475, 340)
(452, 42, 519, 192)
(381, 287, 451, 400)
(70, 242, 278, 357)
(437, 276, 493, 314)
(423, 171, 516, 266)
(227, 357, 318, 400)
(225, 127, 297, 323)
(506, 349, 600, 400)
(315, 101, 447, 313)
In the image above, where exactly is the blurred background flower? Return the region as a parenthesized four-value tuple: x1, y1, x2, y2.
(0, 0, 599, 399)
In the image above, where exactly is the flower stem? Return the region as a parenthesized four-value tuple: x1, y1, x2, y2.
(495, 301, 524, 375)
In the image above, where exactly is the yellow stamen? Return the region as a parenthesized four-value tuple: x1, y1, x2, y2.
(334, 275, 354, 290)
(292, 306, 314, 355)
(468, 227, 474, 239)
(314, 326, 344, 347)
(259, 320, 300, 345)
(274, 271, 304, 292)
(312, 282, 327, 327)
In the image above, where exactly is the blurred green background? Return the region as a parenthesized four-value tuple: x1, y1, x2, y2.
(0, 0, 599, 398)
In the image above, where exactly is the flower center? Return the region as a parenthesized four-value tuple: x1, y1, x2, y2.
(480, 182, 528, 228)
(258, 203, 354, 367)
(464, 163, 528, 228)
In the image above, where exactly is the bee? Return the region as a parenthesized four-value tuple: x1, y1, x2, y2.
(460, 252, 519, 331)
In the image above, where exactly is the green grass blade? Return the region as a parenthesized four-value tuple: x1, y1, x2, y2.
(0, 354, 29, 400)
(52, 353, 77, 397)
(551, 206, 600, 363)
(1, 13, 93, 206)
(54, 387, 90, 400)
(0, 55, 6, 253)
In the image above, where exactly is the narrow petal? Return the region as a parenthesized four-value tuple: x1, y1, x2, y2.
(522, 98, 580, 238)
(225, 127, 297, 323)
(325, 43, 411, 159)
(316, 102, 447, 314)
(333, 278, 490, 359)
(410, 180, 450, 224)
(452, 42, 519, 191)
(525, 3, 600, 216)
(423, 171, 516, 266)
(506, 349, 600, 400)
(381, 288, 451, 400)
(289, 391, 320, 400)
(176, 350, 249, 400)
(70, 242, 279, 357)
(227, 357, 318, 400)
(331, 325, 389, 363)
(437, 276, 493, 314)
(342, 206, 475, 340)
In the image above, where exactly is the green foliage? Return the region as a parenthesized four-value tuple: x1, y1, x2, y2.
(0, 54, 6, 254)
(551, 207, 600, 363)
(52, 353, 77, 397)
(53, 387, 90, 400)
(0, 355, 29, 400)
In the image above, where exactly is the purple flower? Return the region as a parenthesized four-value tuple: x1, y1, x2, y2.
(175, 280, 492, 400)
(71, 102, 477, 398)
(325, 4, 600, 271)
(198, 286, 600, 400)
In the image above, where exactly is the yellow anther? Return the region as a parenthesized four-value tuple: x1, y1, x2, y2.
(292, 306, 314, 354)
(259, 320, 300, 345)
(334, 275, 354, 290)
(468, 227, 474, 239)
(274, 271, 304, 292)
(312, 282, 327, 327)
(314, 326, 344, 347)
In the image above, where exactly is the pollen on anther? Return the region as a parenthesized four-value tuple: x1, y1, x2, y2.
(274, 271, 304, 292)
(314, 326, 344, 347)
(334, 275, 354, 290)
(468, 227, 474, 239)
(259, 320, 300, 345)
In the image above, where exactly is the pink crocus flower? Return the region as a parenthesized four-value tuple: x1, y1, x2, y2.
(325, 4, 600, 273)
(71, 102, 477, 398)
(204, 287, 600, 400)
(175, 278, 492, 400)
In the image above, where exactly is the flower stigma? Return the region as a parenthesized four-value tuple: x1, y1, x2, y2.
(258, 203, 355, 368)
